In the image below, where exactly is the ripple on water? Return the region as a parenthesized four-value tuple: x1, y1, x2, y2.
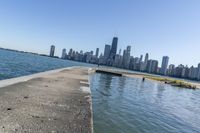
(91, 73, 200, 133)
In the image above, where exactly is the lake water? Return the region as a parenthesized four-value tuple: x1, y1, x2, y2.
(0, 49, 93, 80)
(1, 49, 200, 133)
(90, 73, 200, 133)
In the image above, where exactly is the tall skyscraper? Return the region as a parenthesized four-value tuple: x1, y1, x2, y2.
(109, 37, 118, 59)
(197, 63, 200, 80)
(104, 44, 111, 58)
(160, 56, 169, 75)
(95, 48, 99, 58)
(122, 46, 131, 69)
(139, 55, 143, 62)
(144, 53, 149, 64)
(50, 45, 55, 57)
(142, 53, 149, 71)
(61, 48, 66, 59)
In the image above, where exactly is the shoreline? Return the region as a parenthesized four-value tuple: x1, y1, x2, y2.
(125, 73, 200, 89)
(95, 67, 200, 89)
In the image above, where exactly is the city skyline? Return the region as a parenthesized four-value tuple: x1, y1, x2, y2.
(0, 0, 200, 66)
(49, 36, 200, 81)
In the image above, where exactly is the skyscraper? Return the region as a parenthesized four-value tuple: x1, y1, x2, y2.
(139, 55, 143, 62)
(147, 60, 158, 73)
(144, 53, 149, 64)
(95, 48, 99, 58)
(104, 44, 111, 58)
(122, 46, 131, 69)
(160, 56, 169, 75)
(109, 37, 118, 59)
(61, 48, 66, 59)
(50, 45, 55, 57)
(142, 53, 149, 71)
(197, 63, 200, 80)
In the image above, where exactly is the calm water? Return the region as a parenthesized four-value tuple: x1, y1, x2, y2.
(90, 73, 200, 133)
(0, 49, 94, 80)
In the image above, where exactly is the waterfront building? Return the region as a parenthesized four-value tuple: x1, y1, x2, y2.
(129, 56, 134, 70)
(85, 52, 92, 63)
(188, 66, 197, 79)
(49, 45, 55, 57)
(122, 49, 127, 67)
(122, 46, 131, 69)
(152, 60, 159, 73)
(104, 44, 111, 58)
(109, 37, 118, 58)
(61, 48, 66, 59)
(197, 63, 200, 80)
(113, 54, 122, 67)
(168, 64, 175, 76)
(108, 37, 118, 65)
(95, 48, 99, 58)
(68, 48, 73, 59)
(133, 57, 140, 71)
(90, 51, 94, 56)
(181, 66, 190, 78)
(143, 53, 149, 71)
(146, 60, 158, 74)
(144, 53, 149, 64)
(174, 64, 185, 78)
(139, 62, 146, 71)
(160, 56, 169, 75)
(139, 55, 143, 62)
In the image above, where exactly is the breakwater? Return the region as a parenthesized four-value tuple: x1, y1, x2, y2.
(0, 67, 93, 133)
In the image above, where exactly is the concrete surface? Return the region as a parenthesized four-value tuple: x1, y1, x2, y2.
(0, 67, 93, 133)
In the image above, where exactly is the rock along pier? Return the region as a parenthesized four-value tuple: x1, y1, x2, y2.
(0, 67, 93, 133)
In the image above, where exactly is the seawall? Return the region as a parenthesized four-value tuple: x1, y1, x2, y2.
(0, 66, 93, 133)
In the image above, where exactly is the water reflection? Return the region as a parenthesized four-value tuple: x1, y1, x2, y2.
(156, 83, 166, 99)
(91, 73, 200, 133)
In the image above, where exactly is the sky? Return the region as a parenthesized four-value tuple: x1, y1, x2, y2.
(0, 0, 200, 67)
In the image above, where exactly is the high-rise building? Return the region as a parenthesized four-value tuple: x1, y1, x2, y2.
(104, 44, 111, 58)
(147, 60, 158, 73)
(174, 64, 185, 78)
(197, 63, 200, 80)
(61, 48, 66, 59)
(142, 53, 149, 71)
(95, 48, 99, 58)
(109, 37, 118, 59)
(122, 46, 131, 69)
(50, 45, 55, 57)
(144, 53, 149, 64)
(139, 55, 143, 62)
(90, 51, 94, 56)
(188, 66, 197, 79)
(160, 56, 169, 75)
(168, 64, 175, 76)
(68, 48, 73, 59)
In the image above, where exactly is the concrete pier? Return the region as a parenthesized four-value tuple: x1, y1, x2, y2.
(0, 67, 93, 133)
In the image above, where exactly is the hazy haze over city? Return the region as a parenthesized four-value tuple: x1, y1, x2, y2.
(0, 0, 200, 66)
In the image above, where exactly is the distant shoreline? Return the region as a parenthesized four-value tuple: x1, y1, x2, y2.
(124, 73, 200, 89)
(95, 67, 200, 89)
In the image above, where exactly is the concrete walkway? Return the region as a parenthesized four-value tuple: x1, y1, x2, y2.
(0, 67, 93, 133)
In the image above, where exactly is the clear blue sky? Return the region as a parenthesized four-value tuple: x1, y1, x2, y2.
(0, 0, 200, 66)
